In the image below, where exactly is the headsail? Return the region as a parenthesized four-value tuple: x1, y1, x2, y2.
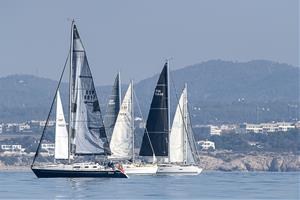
(109, 83, 133, 159)
(169, 87, 185, 163)
(170, 86, 196, 164)
(54, 91, 69, 159)
(139, 62, 169, 157)
(70, 24, 110, 155)
(104, 73, 121, 142)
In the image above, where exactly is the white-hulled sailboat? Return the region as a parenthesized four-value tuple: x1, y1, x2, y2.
(157, 84, 202, 175)
(31, 21, 127, 178)
(139, 61, 202, 175)
(108, 81, 158, 175)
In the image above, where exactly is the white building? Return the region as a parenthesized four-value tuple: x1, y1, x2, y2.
(197, 140, 215, 150)
(41, 143, 55, 156)
(277, 122, 295, 132)
(39, 120, 55, 128)
(245, 124, 263, 133)
(242, 122, 296, 134)
(18, 123, 31, 132)
(209, 125, 221, 135)
(5, 123, 18, 132)
(1, 144, 25, 154)
(41, 143, 55, 150)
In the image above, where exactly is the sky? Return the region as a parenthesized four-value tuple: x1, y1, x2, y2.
(0, 0, 298, 85)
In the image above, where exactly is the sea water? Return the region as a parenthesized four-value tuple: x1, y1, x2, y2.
(0, 171, 299, 199)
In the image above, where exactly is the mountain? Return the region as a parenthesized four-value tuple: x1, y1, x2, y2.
(136, 59, 299, 104)
(0, 60, 299, 123)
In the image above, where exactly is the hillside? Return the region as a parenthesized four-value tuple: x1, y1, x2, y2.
(0, 60, 298, 123)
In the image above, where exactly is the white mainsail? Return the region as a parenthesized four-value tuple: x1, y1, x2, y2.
(110, 83, 133, 159)
(169, 86, 195, 164)
(54, 91, 69, 159)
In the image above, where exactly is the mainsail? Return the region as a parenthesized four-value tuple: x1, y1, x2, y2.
(54, 91, 68, 159)
(70, 24, 110, 155)
(139, 62, 169, 157)
(169, 86, 195, 164)
(109, 83, 133, 159)
(104, 73, 121, 142)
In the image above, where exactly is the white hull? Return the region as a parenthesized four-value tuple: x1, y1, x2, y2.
(157, 164, 202, 175)
(123, 164, 158, 175)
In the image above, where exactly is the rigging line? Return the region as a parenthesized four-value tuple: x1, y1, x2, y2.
(169, 73, 200, 164)
(133, 89, 156, 160)
(31, 51, 70, 168)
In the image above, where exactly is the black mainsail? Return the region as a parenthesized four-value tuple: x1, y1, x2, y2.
(70, 24, 110, 155)
(104, 73, 121, 142)
(139, 62, 169, 157)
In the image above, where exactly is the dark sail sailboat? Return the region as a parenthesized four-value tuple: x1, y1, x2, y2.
(139, 62, 169, 163)
(31, 21, 127, 178)
(139, 61, 202, 175)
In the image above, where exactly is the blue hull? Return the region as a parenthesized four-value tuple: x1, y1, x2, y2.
(32, 168, 127, 178)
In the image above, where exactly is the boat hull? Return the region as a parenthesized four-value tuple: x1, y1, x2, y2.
(157, 164, 202, 175)
(123, 164, 158, 175)
(32, 168, 127, 178)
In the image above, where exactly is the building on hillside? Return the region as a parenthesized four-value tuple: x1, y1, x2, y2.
(4, 123, 18, 133)
(240, 122, 296, 134)
(220, 124, 238, 134)
(41, 143, 55, 156)
(209, 125, 221, 135)
(18, 123, 31, 133)
(197, 140, 215, 150)
(39, 120, 55, 128)
(294, 121, 300, 129)
(1, 144, 25, 154)
(276, 122, 295, 132)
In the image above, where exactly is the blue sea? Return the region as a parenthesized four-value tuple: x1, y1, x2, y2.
(0, 171, 299, 199)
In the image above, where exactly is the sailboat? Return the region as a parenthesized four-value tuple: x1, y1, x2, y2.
(139, 62, 169, 163)
(108, 81, 158, 175)
(139, 61, 202, 175)
(31, 21, 127, 178)
(157, 84, 202, 175)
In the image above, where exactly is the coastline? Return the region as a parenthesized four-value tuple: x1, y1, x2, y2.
(1, 151, 299, 172)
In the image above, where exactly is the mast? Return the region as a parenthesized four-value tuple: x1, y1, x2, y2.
(131, 80, 135, 162)
(167, 59, 171, 163)
(68, 20, 74, 163)
(119, 71, 122, 108)
(184, 83, 188, 164)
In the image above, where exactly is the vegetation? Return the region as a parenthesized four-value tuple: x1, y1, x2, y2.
(209, 129, 300, 153)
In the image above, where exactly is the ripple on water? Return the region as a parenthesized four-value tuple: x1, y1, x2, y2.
(0, 171, 299, 199)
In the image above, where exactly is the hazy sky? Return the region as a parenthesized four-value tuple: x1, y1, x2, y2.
(0, 0, 298, 85)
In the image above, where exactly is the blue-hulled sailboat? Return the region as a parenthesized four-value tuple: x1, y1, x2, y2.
(31, 21, 127, 178)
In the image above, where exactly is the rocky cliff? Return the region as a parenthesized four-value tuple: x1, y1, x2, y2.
(198, 152, 300, 172)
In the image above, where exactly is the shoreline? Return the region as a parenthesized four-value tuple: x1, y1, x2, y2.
(0, 167, 299, 173)
(1, 151, 299, 172)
